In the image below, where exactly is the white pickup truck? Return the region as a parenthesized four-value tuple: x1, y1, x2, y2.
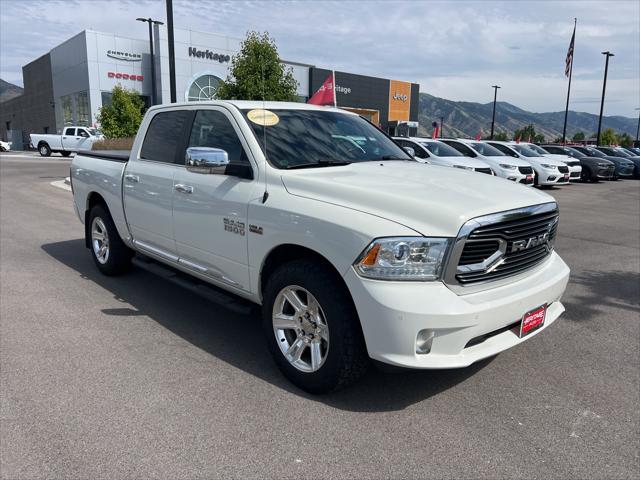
(70, 101, 570, 392)
(31, 126, 103, 157)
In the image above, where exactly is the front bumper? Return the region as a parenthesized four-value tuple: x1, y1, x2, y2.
(596, 166, 615, 179)
(615, 166, 634, 177)
(568, 165, 582, 181)
(344, 252, 570, 369)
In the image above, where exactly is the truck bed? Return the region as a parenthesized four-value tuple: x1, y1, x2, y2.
(77, 150, 131, 162)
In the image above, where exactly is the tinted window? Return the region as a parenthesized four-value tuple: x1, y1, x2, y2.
(469, 142, 505, 157)
(188, 110, 251, 171)
(442, 140, 476, 157)
(77, 129, 89, 138)
(140, 110, 190, 163)
(64, 128, 75, 136)
(420, 141, 461, 157)
(543, 146, 563, 154)
(407, 141, 429, 159)
(489, 143, 519, 157)
(526, 144, 549, 155)
(511, 145, 541, 157)
(242, 109, 410, 169)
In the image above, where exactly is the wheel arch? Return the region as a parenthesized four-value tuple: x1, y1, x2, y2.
(84, 192, 110, 248)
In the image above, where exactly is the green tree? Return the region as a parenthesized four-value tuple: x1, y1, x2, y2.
(534, 133, 545, 143)
(493, 131, 509, 141)
(513, 124, 537, 142)
(618, 132, 633, 147)
(572, 131, 585, 142)
(96, 85, 144, 139)
(216, 31, 298, 101)
(599, 128, 619, 146)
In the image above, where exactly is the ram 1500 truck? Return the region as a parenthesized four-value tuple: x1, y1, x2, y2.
(70, 101, 570, 393)
(31, 126, 103, 157)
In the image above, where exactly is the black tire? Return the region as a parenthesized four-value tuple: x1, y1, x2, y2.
(38, 142, 51, 157)
(581, 167, 594, 183)
(88, 205, 133, 276)
(262, 259, 369, 393)
(61, 151, 72, 157)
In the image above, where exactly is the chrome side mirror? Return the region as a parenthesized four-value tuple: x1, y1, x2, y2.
(403, 146, 415, 157)
(185, 147, 229, 174)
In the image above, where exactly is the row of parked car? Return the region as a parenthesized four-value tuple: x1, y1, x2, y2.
(393, 136, 640, 186)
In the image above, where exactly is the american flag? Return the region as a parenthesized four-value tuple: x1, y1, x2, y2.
(565, 22, 576, 77)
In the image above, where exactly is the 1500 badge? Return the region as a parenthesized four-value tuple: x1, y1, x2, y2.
(224, 218, 245, 236)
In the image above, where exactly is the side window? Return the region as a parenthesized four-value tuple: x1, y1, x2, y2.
(64, 128, 75, 136)
(492, 143, 517, 157)
(77, 129, 89, 138)
(448, 142, 475, 157)
(545, 146, 560, 154)
(410, 142, 428, 159)
(187, 110, 251, 173)
(140, 110, 190, 164)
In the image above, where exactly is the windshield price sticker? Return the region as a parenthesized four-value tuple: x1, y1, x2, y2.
(247, 109, 280, 126)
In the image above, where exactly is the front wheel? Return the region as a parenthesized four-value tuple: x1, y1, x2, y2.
(262, 259, 369, 393)
(38, 142, 51, 157)
(88, 205, 132, 275)
(581, 167, 594, 183)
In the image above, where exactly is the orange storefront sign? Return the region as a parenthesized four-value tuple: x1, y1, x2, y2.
(388, 80, 411, 122)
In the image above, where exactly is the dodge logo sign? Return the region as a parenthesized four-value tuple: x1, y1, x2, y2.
(108, 72, 144, 81)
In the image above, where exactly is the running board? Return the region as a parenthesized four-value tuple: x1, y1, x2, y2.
(132, 255, 256, 315)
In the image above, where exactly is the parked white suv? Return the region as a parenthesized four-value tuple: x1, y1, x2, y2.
(521, 143, 582, 181)
(393, 137, 493, 174)
(440, 138, 535, 185)
(70, 101, 569, 392)
(486, 141, 570, 186)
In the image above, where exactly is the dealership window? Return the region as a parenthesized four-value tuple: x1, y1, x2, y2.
(101, 92, 150, 111)
(76, 92, 90, 126)
(186, 74, 222, 101)
(61, 95, 73, 125)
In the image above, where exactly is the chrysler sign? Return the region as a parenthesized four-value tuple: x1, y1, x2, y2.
(107, 50, 142, 61)
(188, 47, 230, 63)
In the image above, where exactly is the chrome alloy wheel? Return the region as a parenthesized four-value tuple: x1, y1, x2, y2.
(272, 286, 330, 373)
(39, 145, 48, 155)
(91, 217, 110, 264)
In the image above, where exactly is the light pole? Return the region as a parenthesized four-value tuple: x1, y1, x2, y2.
(635, 108, 640, 146)
(136, 17, 164, 106)
(440, 116, 444, 138)
(490, 85, 501, 140)
(596, 51, 614, 146)
(166, 0, 177, 103)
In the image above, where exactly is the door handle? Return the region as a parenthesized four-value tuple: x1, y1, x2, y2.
(174, 183, 193, 194)
(124, 174, 139, 183)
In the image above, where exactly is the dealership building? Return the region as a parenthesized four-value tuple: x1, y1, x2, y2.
(0, 28, 419, 148)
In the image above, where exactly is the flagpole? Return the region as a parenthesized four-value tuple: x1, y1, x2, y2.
(332, 70, 337, 107)
(562, 18, 576, 145)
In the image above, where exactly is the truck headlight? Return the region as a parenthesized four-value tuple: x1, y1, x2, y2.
(540, 164, 557, 170)
(354, 237, 450, 281)
(499, 164, 517, 170)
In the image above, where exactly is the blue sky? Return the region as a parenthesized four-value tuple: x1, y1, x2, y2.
(1, 0, 638, 117)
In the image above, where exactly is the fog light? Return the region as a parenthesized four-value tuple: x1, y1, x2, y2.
(547, 176, 556, 181)
(507, 177, 517, 181)
(416, 329, 435, 354)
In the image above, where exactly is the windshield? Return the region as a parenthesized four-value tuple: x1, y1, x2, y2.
(419, 141, 462, 157)
(87, 128, 101, 136)
(583, 147, 606, 157)
(511, 145, 542, 157)
(564, 147, 583, 157)
(469, 142, 505, 157)
(241, 109, 411, 169)
(613, 148, 631, 157)
(526, 144, 549, 155)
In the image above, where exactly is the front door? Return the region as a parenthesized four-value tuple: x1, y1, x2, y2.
(172, 107, 258, 292)
(123, 109, 191, 259)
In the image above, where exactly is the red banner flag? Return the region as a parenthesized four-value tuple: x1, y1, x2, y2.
(308, 72, 336, 106)
(475, 132, 482, 141)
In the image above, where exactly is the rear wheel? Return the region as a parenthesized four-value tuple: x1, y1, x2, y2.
(88, 205, 132, 275)
(581, 167, 594, 183)
(38, 142, 51, 157)
(262, 259, 369, 393)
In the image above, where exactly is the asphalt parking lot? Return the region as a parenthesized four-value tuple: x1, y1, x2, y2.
(1, 151, 638, 479)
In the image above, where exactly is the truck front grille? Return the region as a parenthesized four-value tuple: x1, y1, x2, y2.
(518, 166, 533, 175)
(444, 203, 559, 287)
(558, 165, 569, 174)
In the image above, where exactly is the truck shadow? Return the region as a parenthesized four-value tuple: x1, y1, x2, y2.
(42, 239, 494, 413)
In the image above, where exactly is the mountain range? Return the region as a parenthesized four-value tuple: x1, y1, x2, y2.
(418, 93, 637, 140)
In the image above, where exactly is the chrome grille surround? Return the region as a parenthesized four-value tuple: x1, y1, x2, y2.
(442, 202, 559, 293)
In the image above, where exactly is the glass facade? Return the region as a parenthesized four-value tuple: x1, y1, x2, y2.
(76, 91, 89, 126)
(61, 95, 73, 125)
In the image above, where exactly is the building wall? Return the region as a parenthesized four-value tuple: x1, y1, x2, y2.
(0, 54, 56, 146)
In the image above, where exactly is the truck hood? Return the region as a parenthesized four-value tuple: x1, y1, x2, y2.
(280, 161, 553, 237)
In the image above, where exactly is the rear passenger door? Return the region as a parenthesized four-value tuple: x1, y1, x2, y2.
(61, 127, 77, 150)
(123, 109, 191, 260)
